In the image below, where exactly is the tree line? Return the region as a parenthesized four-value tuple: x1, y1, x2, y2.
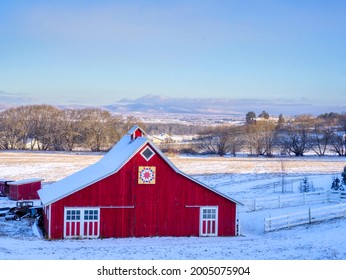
(0, 105, 142, 152)
(1, 105, 346, 157)
(197, 111, 346, 157)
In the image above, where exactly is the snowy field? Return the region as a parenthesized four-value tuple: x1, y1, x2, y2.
(1, 151, 346, 260)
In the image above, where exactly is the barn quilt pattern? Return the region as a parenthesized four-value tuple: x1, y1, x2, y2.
(138, 166, 156, 184)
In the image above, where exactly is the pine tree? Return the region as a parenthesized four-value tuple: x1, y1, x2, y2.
(278, 113, 285, 123)
(258, 110, 270, 119)
(331, 177, 341, 190)
(341, 166, 346, 186)
(245, 111, 256, 124)
(299, 176, 311, 193)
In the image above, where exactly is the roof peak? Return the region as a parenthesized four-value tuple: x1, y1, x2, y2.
(127, 125, 147, 141)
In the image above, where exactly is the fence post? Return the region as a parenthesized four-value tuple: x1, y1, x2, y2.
(340, 205, 343, 219)
(264, 214, 271, 232)
(269, 214, 271, 231)
(286, 213, 289, 228)
(253, 199, 256, 211)
(308, 207, 311, 224)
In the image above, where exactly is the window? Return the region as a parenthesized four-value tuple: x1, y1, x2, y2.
(141, 146, 155, 161)
(66, 209, 81, 221)
(84, 209, 99, 221)
(202, 208, 216, 220)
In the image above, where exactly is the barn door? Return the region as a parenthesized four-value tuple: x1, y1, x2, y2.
(200, 207, 218, 236)
(82, 209, 99, 238)
(64, 208, 100, 238)
(65, 209, 82, 238)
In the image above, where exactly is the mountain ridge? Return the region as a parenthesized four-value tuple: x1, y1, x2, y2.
(105, 94, 343, 116)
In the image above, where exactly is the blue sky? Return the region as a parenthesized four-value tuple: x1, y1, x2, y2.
(1, 0, 346, 107)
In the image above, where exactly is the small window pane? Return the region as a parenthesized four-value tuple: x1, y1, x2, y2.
(141, 147, 155, 161)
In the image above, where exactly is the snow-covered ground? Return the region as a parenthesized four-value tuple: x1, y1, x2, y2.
(1, 152, 346, 260)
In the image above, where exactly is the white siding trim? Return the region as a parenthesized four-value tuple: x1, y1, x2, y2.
(48, 205, 51, 239)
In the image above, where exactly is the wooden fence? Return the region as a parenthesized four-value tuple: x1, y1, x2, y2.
(244, 190, 346, 211)
(264, 203, 346, 232)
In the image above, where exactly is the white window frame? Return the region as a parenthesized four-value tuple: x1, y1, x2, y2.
(140, 146, 155, 161)
(199, 206, 218, 237)
(64, 207, 100, 238)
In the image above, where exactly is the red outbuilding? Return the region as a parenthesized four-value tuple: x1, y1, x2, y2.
(8, 178, 42, 200)
(0, 179, 14, 197)
(38, 126, 242, 239)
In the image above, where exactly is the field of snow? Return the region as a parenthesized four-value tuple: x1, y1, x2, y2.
(1, 151, 346, 261)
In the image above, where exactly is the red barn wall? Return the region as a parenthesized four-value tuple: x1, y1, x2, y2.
(47, 144, 237, 239)
(0, 181, 6, 196)
(9, 181, 41, 200)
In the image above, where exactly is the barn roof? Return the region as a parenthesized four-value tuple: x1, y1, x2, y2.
(8, 178, 43, 185)
(38, 126, 242, 206)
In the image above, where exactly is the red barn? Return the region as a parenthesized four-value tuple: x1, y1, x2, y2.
(8, 178, 42, 200)
(38, 126, 241, 239)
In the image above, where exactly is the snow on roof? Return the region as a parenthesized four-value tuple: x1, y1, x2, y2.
(8, 178, 43, 185)
(127, 125, 140, 135)
(38, 134, 148, 205)
(38, 126, 242, 206)
(127, 125, 146, 136)
(0, 178, 10, 183)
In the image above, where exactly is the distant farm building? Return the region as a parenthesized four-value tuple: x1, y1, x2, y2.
(150, 133, 183, 144)
(8, 178, 42, 200)
(38, 126, 241, 239)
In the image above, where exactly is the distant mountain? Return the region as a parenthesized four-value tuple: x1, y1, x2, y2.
(105, 95, 344, 117)
(106, 95, 244, 116)
(0, 90, 37, 108)
(2, 92, 344, 118)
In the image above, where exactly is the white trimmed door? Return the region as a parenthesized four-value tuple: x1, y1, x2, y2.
(64, 208, 100, 238)
(200, 207, 218, 236)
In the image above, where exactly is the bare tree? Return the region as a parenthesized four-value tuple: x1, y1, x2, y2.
(277, 115, 314, 156)
(56, 109, 86, 151)
(198, 125, 242, 156)
(244, 121, 277, 156)
(28, 105, 63, 150)
(0, 106, 31, 149)
(228, 126, 245, 157)
(310, 118, 334, 156)
(77, 108, 114, 151)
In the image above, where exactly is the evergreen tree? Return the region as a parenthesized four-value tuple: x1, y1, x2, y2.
(258, 110, 270, 119)
(245, 111, 256, 124)
(341, 166, 346, 186)
(278, 113, 285, 123)
(299, 176, 314, 192)
(331, 177, 343, 191)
